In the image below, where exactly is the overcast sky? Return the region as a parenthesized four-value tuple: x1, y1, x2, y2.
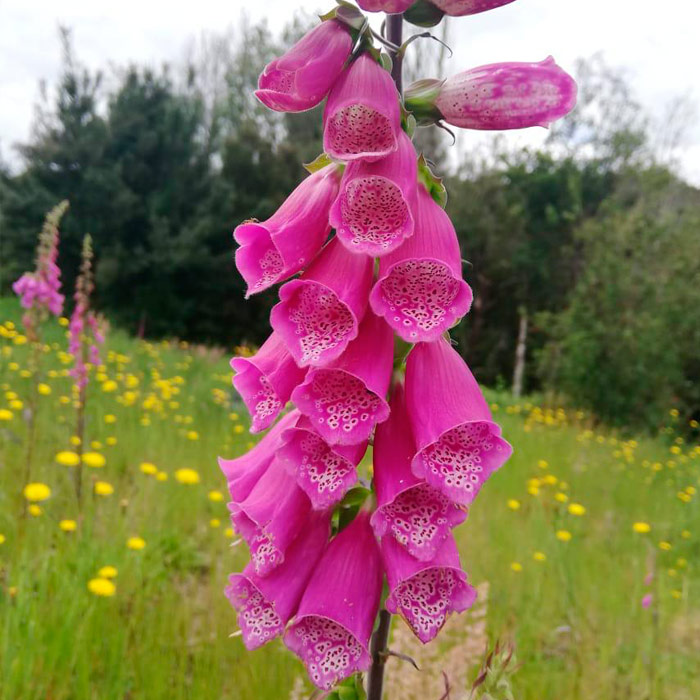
(2, 0, 700, 183)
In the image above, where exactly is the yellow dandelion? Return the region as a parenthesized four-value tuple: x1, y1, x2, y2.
(104, 414, 117, 424)
(127, 536, 146, 550)
(140, 462, 158, 475)
(175, 468, 200, 485)
(234, 425, 245, 434)
(555, 492, 568, 503)
(156, 471, 168, 481)
(90, 441, 103, 450)
(59, 396, 70, 405)
(59, 519, 77, 532)
(82, 452, 106, 468)
(87, 578, 116, 597)
(681, 530, 691, 539)
(527, 486, 540, 496)
(225, 528, 234, 538)
(70, 436, 81, 446)
(94, 481, 114, 497)
(669, 408, 680, 418)
(208, 490, 224, 502)
(671, 590, 682, 600)
(0, 409, 13, 421)
(533, 551, 547, 562)
(510, 562, 523, 572)
(9, 399, 22, 410)
(102, 380, 118, 393)
(633, 522, 651, 534)
(28, 505, 42, 517)
(8, 586, 18, 597)
(210, 518, 221, 528)
(106, 436, 117, 446)
(97, 566, 118, 579)
(37, 383, 51, 395)
(23, 482, 51, 502)
(507, 499, 520, 511)
(229, 412, 239, 421)
(537, 459, 549, 469)
(0, 534, 5, 545)
(658, 541, 672, 551)
(568, 503, 586, 516)
(677, 558, 687, 568)
(556, 530, 572, 542)
(58, 316, 69, 326)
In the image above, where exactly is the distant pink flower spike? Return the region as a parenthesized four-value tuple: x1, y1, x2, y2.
(370, 184, 473, 342)
(430, 0, 516, 16)
(279, 414, 367, 509)
(330, 130, 417, 256)
(284, 510, 382, 690)
(382, 533, 477, 643)
(406, 338, 512, 505)
(256, 20, 354, 113)
(270, 236, 374, 367)
(641, 593, 653, 609)
(356, 0, 414, 13)
(435, 57, 577, 130)
(234, 164, 342, 296)
(323, 53, 402, 162)
(218, 410, 298, 503)
(226, 510, 331, 649)
(291, 310, 392, 445)
(229, 457, 313, 576)
(371, 382, 466, 561)
(231, 332, 307, 433)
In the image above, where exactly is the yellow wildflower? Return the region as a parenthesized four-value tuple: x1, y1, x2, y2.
(102, 380, 118, 393)
(82, 452, 106, 468)
(208, 490, 224, 502)
(568, 503, 586, 516)
(28, 505, 42, 516)
(58, 316, 69, 326)
(156, 471, 168, 481)
(633, 522, 651, 534)
(186, 430, 199, 441)
(23, 482, 51, 502)
(537, 460, 549, 469)
(97, 566, 118, 579)
(510, 562, 523, 572)
(106, 437, 117, 446)
(681, 530, 691, 539)
(94, 481, 114, 496)
(671, 590, 682, 600)
(658, 541, 672, 551)
(234, 425, 245, 434)
(556, 530, 572, 542)
(0, 534, 5, 545)
(0, 409, 13, 421)
(70, 436, 81, 446)
(9, 399, 22, 410)
(210, 518, 221, 528)
(533, 551, 547, 562)
(140, 462, 158, 475)
(59, 519, 77, 532)
(37, 383, 51, 395)
(87, 578, 116, 597)
(175, 468, 200, 485)
(127, 536, 146, 550)
(104, 414, 117, 424)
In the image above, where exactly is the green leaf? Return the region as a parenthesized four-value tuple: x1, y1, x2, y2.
(304, 152, 333, 174)
(339, 486, 371, 508)
(379, 52, 393, 74)
(417, 154, 447, 208)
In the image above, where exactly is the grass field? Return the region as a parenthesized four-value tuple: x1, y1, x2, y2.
(0, 296, 698, 700)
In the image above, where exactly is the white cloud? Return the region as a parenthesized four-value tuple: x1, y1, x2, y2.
(1, 0, 699, 182)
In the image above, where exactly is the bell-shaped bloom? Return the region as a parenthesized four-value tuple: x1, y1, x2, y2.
(255, 20, 353, 113)
(270, 236, 374, 367)
(291, 311, 392, 445)
(370, 185, 472, 342)
(234, 164, 342, 296)
(435, 57, 577, 130)
(226, 510, 331, 650)
(382, 533, 477, 643)
(229, 457, 313, 576)
(279, 414, 367, 509)
(357, 0, 415, 12)
(406, 339, 512, 505)
(371, 383, 466, 561)
(430, 0, 516, 16)
(231, 332, 307, 433)
(218, 410, 298, 503)
(284, 510, 383, 690)
(323, 53, 402, 163)
(330, 130, 417, 256)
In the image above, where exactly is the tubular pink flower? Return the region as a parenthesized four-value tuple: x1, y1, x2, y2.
(234, 164, 342, 296)
(279, 414, 367, 509)
(226, 510, 331, 650)
(218, 410, 298, 503)
(435, 57, 577, 130)
(371, 383, 466, 561)
(231, 332, 307, 433)
(284, 510, 383, 690)
(430, 0, 516, 16)
(229, 457, 313, 576)
(370, 184, 473, 342)
(323, 53, 402, 163)
(406, 338, 512, 505)
(357, 0, 415, 12)
(329, 130, 417, 256)
(382, 533, 477, 643)
(255, 20, 354, 113)
(270, 236, 374, 367)
(291, 310, 392, 445)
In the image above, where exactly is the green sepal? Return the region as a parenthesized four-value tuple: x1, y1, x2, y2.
(379, 51, 393, 74)
(303, 152, 333, 174)
(417, 154, 448, 207)
(321, 2, 367, 31)
(332, 486, 372, 535)
(326, 674, 367, 700)
(404, 78, 445, 126)
(404, 0, 445, 27)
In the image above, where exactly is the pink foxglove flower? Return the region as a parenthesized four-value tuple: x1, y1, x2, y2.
(357, 0, 415, 12)
(370, 184, 473, 342)
(229, 457, 312, 576)
(256, 20, 354, 113)
(382, 532, 476, 643)
(435, 57, 577, 130)
(291, 310, 392, 445)
(231, 332, 307, 433)
(270, 236, 374, 367)
(323, 53, 402, 162)
(406, 338, 512, 505)
(330, 130, 418, 256)
(279, 414, 367, 509)
(218, 410, 298, 503)
(284, 510, 383, 690)
(226, 510, 331, 649)
(371, 382, 466, 561)
(234, 164, 342, 296)
(641, 593, 653, 609)
(430, 0, 516, 16)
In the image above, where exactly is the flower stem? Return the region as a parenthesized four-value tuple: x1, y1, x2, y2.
(366, 609, 392, 700)
(386, 13, 404, 95)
